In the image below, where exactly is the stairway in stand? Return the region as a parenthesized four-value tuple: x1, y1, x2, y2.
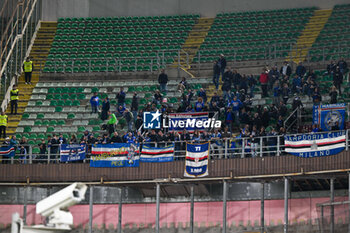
(175, 17, 214, 70)
(5, 22, 57, 138)
(290, 9, 332, 63)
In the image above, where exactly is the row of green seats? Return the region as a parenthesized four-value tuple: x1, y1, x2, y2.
(214, 16, 310, 24)
(47, 52, 174, 60)
(216, 7, 314, 17)
(55, 29, 188, 38)
(52, 37, 185, 46)
(50, 46, 180, 54)
(57, 23, 193, 32)
(47, 87, 84, 93)
(46, 58, 163, 67)
(57, 14, 199, 23)
(43, 65, 160, 73)
(45, 93, 86, 100)
(22, 113, 76, 120)
(57, 20, 195, 29)
(33, 120, 66, 126)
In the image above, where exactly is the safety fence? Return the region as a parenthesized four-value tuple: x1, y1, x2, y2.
(0, 129, 347, 164)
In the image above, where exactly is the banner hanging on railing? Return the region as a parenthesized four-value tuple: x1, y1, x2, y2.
(140, 144, 174, 162)
(60, 144, 86, 162)
(184, 142, 209, 178)
(313, 103, 345, 131)
(0, 146, 15, 157)
(90, 143, 140, 167)
(284, 131, 345, 157)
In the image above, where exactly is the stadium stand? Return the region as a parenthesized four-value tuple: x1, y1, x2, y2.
(194, 7, 316, 63)
(43, 14, 199, 73)
(309, 4, 350, 62)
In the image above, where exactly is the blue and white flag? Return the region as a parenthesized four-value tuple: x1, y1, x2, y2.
(284, 131, 345, 157)
(184, 142, 209, 178)
(140, 144, 174, 162)
(0, 145, 15, 157)
(90, 143, 139, 167)
(313, 103, 345, 131)
(60, 144, 86, 162)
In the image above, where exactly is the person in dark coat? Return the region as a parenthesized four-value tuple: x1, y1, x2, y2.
(333, 66, 343, 95)
(213, 61, 221, 90)
(116, 87, 126, 107)
(158, 69, 168, 93)
(131, 93, 138, 119)
(101, 97, 110, 121)
(218, 54, 227, 80)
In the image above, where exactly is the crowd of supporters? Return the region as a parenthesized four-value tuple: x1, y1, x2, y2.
(2, 56, 348, 161)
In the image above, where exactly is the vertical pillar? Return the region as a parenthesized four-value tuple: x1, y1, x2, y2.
(190, 185, 194, 233)
(223, 181, 227, 233)
(330, 178, 334, 233)
(284, 178, 288, 233)
(118, 187, 123, 233)
(89, 186, 93, 233)
(156, 183, 160, 233)
(260, 183, 265, 233)
(23, 186, 28, 225)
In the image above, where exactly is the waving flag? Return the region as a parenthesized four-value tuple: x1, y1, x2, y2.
(0, 145, 15, 157)
(284, 131, 345, 157)
(90, 143, 139, 167)
(60, 144, 86, 162)
(184, 142, 209, 178)
(313, 103, 345, 131)
(140, 144, 174, 162)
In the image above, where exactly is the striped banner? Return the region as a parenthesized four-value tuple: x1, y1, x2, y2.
(0, 146, 15, 157)
(284, 131, 345, 157)
(184, 142, 209, 178)
(90, 143, 140, 167)
(140, 144, 174, 162)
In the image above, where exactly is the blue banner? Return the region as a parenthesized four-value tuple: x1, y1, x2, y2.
(60, 144, 86, 162)
(0, 146, 15, 157)
(184, 142, 209, 178)
(285, 131, 345, 157)
(90, 143, 139, 167)
(313, 103, 345, 131)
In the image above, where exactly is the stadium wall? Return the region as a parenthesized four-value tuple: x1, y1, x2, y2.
(0, 196, 347, 228)
(41, 0, 349, 20)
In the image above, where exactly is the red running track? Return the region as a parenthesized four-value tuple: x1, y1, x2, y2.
(0, 197, 347, 228)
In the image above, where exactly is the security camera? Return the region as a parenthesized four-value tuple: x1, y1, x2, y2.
(36, 183, 87, 229)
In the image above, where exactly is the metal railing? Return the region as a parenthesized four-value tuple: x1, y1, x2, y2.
(0, 129, 347, 164)
(0, 0, 41, 110)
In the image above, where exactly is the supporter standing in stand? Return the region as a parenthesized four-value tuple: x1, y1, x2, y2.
(280, 61, 292, 77)
(329, 86, 338, 104)
(333, 66, 343, 95)
(131, 93, 138, 120)
(213, 61, 221, 90)
(295, 62, 306, 77)
(218, 54, 227, 81)
(89, 92, 99, 114)
(337, 58, 348, 74)
(107, 111, 117, 134)
(101, 97, 110, 121)
(259, 68, 269, 97)
(158, 69, 168, 93)
(116, 87, 126, 107)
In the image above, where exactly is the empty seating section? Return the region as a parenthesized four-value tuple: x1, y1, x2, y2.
(43, 14, 200, 73)
(310, 4, 350, 62)
(194, 7, 315, 63)
(15, 78, 210, 145)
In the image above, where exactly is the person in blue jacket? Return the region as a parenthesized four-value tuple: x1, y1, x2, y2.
(90, 92, 99, 114)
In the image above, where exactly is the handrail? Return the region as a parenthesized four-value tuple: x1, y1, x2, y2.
(2, 129, 346, 164)
(283, 107, 299, 132)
